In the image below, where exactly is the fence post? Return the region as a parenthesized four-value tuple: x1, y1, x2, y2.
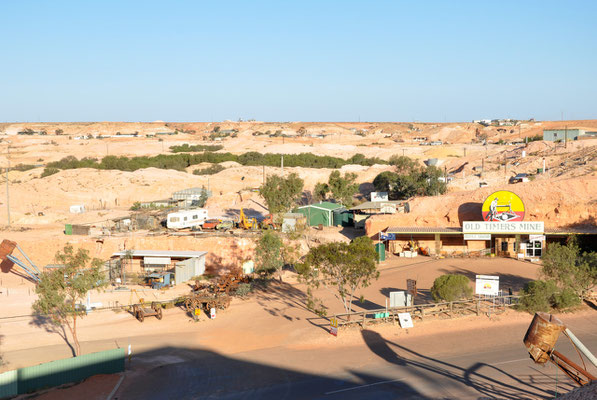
(450, 302, 453, 318)
(476, 299, 480, 316)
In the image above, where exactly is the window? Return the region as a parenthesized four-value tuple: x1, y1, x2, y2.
(193, 215, 198, 219)
(170, 217, 180, 222)
(501, 241, 508, 252)
(184, 217, 188, 221)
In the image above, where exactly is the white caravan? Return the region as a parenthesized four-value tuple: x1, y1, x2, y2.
(167, 209, 209, 229)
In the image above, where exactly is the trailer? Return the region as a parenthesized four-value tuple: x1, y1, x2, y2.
(166, 209, 208, 229)
(132, 301, 163, 322)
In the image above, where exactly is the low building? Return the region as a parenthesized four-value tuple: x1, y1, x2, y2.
(172, 187, 212, 208)
(542, 128, 593, 141)
(110, 250, 207, 284)
(282, 213, 306, 233)
(294, 202, 344, 227)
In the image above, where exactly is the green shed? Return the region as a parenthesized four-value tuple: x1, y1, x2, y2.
(333, 209, 353, 227)
(294, 202, 344, 227)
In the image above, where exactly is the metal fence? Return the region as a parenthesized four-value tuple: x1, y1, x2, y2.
(0, 348, 124, 398)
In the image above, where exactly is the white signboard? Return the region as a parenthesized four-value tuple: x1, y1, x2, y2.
(371, 192, 389, 202)
(210, 307, 216, 319)
(464, 233, 491, 241)
(529, 235, 546, 242)
(398, 313, 414, 329)
(463, 221, 544, 234)
(475, 275, 500, 296)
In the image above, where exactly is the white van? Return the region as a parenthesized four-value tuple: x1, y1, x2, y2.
(167, 209, 209, 229)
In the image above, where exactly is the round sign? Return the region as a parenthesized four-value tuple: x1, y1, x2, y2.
(482, 191, 525, 222)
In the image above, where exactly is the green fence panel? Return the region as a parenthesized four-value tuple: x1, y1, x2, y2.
(18, 348, 124, 394)
(64, 224, 73, 235)
(0, 370, 18, 398)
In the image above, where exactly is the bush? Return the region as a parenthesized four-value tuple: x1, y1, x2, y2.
(235, 283, 252, 298)
(518, 280, 558, 313)
(517, 280, 580, 313)
(193, 164, 225, 175)
(431, 274, 472, 302)
(12, 163, 36, 172)
(170, 144, 223, 153)
(41, 167, 60, 177)
(553, 287, 581, 309)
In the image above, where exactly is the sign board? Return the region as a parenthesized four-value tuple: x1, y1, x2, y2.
(380, 203, 396, 214)
(380, 232, 396, 241)
(371, 192, 389, 202)
(406, 279, 417, 296)
(210, 307, 216, 319)
(464, 233, 491, 241)
(475, 275, 500, 296)
(194, 308, 201, 316)
(390, 291, 412, 307)
(482, 191, 525, 222)
(398, 313, 414, 329)
(463, 221, 544, 234)
(330, 317, 338, 337)
(529, 235, 546, 242)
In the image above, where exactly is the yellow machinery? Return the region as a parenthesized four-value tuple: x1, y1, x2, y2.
(238, 208, 258, 230)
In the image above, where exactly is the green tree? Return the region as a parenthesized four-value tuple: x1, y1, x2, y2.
(254, 231, 285, 281)
(198, 186, 208, 207)
(297, 236, 379, 314)
(541, 238, 597, 301)
(430, 274, 472, 302)
(372, 157, 446, 199)
(32, 244, 106, 356)
(327, 170, 359, 206)
(259, 173, 304, 215)
(313, 182, 329, 202)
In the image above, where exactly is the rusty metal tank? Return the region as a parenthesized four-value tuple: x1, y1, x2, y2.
(523, 312, 566, 363)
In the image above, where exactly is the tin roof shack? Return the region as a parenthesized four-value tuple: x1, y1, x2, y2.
(172, 187, 212, 209)
(294, 202, 344, 227)
(349, 201, 407, 229)
(139, 199, 183, 209)
(111, 250, 207, 285)
(282, 213, 307, 233)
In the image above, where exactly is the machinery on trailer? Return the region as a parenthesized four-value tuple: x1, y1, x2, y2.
(132, 301, 163, 322)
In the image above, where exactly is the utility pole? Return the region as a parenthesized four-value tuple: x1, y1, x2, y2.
(402, 148, 406, 157)
(463, 147, 467, 157)
(6, 145, 10, 227)
(281, 155, 284, 175)
(565, 126, 568, 149)
(262, 165, 265, 184)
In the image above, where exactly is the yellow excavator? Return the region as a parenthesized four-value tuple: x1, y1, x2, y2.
(238, 208, 258, 230)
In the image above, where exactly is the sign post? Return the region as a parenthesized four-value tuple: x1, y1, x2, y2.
(210, 307, 216, 320)
(475, 275, 500, 296)
(330, 317, 338, 337)
(406, 279, 417, 304)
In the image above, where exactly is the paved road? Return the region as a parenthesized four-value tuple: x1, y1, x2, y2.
(112, 314, 597, 399)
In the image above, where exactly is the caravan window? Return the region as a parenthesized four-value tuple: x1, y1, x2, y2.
(170, 217, 180, 222)
(193, 215, 198, 219)
(184, 216, 188, 221)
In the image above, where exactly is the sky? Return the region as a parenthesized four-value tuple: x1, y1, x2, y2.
(1, 1, 596, 122)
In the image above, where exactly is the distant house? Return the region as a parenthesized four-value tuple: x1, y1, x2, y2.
(172, 187, 211, 208)
(543, 129, 591, 141)
(509, 173, 530, 184)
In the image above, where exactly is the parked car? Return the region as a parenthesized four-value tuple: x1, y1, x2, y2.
(202, 219, 221, 230)
(216, 220, 235, 231)
(509, 173, 529, 184)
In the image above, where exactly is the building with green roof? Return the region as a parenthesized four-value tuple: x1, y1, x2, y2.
(294, 202, 344, 227)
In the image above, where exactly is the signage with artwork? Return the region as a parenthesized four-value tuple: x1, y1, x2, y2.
(482, 191, 525, 222)
(475, 275, 500, 296)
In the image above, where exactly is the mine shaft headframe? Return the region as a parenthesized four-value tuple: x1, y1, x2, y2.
(523, 312, 597, 386)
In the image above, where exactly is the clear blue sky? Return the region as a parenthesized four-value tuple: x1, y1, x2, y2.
(1, 1, 596, 122)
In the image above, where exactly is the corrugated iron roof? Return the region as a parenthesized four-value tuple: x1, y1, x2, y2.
(111, 250, 207, 258)
(386, 227, 463, 234)
(297, 202, 343, 211)
(349, 201, 404, 211)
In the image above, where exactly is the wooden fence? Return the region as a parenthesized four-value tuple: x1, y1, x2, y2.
(332, 295, 520, 328)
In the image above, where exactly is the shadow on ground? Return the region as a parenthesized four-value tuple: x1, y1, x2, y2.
(360, 330, 567, 399)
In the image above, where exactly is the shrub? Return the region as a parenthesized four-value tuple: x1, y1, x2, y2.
(193, 164, 225, 175)
(12, 163, 36, 172)
(130, 202, 141, 211)
(553, 287, 581, 309)
(431, 274, 473, 302)
(517, 280, 580, 313)
(235, 283, 252, 298)
(518, 280, 558, 313)
(170, 144, 224, 153)
(41, 167, 60, 177)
